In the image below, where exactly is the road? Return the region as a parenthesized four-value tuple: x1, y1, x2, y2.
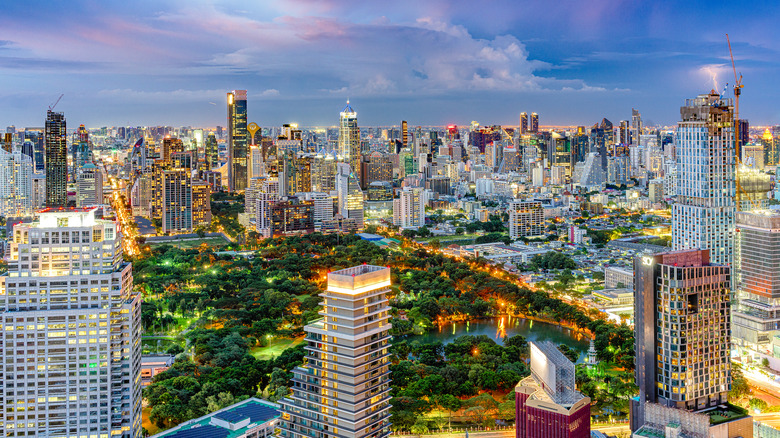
(392, 429, 514, 438)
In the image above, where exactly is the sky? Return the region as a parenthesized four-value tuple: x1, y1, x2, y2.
(2, 0, 780, 129)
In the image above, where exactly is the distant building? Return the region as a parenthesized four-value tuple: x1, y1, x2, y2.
(0, 147, 34, 217)
(140, 354, 175, 387)
(152, 398, 280, 438)
(75, 163, 103, 207)
(515, 341, 590, 438)
(228, 90, 248, 192)
(393, 187, 425, 228)
(604, 266, 634, 289)
(271, 196, 314, 236)
(508, 200, 544, 239)
(45, 110, 67, 207)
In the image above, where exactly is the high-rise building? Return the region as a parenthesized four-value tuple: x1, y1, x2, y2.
(529, 112, 539, 133)
(0, 147, 34, 217)
(161, 137, 184, 164)
(74, 124, 92, 174)
(631, 108, 642, 145)
(161, 164, 192, 234)
(228, 90, 248, 192)
(279, 264, 392, 438)
(733, 210, 780, 359)
(76, 163, 104, 207)
(205, 132, 218, 169)
(45, 110, 67, 207)
(519, 112, 528, 134)
(191, 179, 212, 226)
(508, 201, 544, 240)
(393, 187, 424, 228)
(632, 249, 733, 430)
(0, 209, 142, 437)
(339, 101, 360, 181)
(336, 162, 364, 230)
(270, 196, 314, 236)
(619, 120, 630, 144)
(401, 120, 408, 150)
(515, 341, 590, 438)
(671, 92, 736, 266)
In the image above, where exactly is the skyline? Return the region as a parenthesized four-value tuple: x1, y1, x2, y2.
(3, 1, 780, 127)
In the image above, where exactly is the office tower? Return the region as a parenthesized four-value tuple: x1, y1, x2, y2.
(228, 90, 248, 192)
(76, 163, 104, 207)
(339, 101, 360, 181)
(0, 209, 142, 437)
(619, 120, 630, 144)
(364, 152, 392, 187)
(632, 249, 732, 430)
(161, 137, 184, 164)
(312, 154, 337, 193)
(24, 129, 46, 172)
(733, 210, 780, 358)
(45, 110, 67, 207)
(508, 201, 544, 240)
(0, 133, 11, 153)
(130, 173, 153, 217)
(161, 164, 192, 234)
(191, 179, 212, 227)
(671, 92, 736, 266)
(336, 162, 364, 230)
(270, 196, 314, 236)
(0, 147, 34, 217)
(279, 265, 392, 438)
(519, 112, 528, 134)
(74, 124, 91, 172)
(296, 192, 334, 230)
(529, 112, 538, 133)
(368, 181, 393, 202)
(393, 187, 424, 228)
(249, 145, 264, 180)
(574, 152, 605, 187)
(762, 129, 778, 167)
(515, 341, 590, 438)
(205, 132, 218, 169)
(401, 120, 408, 150)
(736, 166, 770, 211)
(284, 152, 313, 196)
(631, 108, 642, 145)
(21, 140, 34, 162)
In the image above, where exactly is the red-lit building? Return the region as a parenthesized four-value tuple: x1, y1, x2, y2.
(515, 342, 590, 438)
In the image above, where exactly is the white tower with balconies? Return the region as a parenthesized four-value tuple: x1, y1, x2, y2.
(280, 265, 392, 438)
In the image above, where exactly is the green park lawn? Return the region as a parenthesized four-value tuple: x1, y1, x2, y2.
(148, 236, 230, 249)
(250, 337, 304, 360)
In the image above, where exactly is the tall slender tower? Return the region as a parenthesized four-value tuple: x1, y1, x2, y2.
(529, 112, 539, 133)
(519, 112, 528, 134)
(0, 209, 143, 437)
(338, 101, 360, 181)
(671, 92, 736, 266)
(401, 120, 408, 150)
(279, 265, 392, 438)
(45, 110, 67, 207)
(205, 132, 218, 170)
(228, 90, 248, 192)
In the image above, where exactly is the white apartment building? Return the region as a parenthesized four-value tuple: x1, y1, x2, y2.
(393, 187, 424, 229)
(508, 200, 544, 239)
(0, 147, 34, 218)
(671, 92, 736, 265)
(0, 208, 142, 437)
(279, 265, 392, 438)
(76, 163, 104, 207)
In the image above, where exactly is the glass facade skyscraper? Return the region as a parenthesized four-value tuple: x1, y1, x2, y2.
(45, 110, 67, 207)
(671, 92, 736, 266)
(338, 101, 360, 181)
(228, 90, 248, 192)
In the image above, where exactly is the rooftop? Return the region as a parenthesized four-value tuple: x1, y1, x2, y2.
(151, 398, 280, 438)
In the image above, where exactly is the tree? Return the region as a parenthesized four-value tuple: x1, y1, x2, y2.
(749, 397, 768, 411)
(456, 227, 465, 235)
(437, 394, 462, 430)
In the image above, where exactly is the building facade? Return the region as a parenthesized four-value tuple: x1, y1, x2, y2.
(508, 201, 544, 240)
(733, 210, 780, 359)
(632, 249, 731, 430)
(228, 90, 248, 192)
(0, 147, 34, 217)
(515, 341, 590, 438)
(338, 102, 360, 181)
(279, 265, 392, 438)
(45, 110, 68, 207)
(671, 92, 736, 266)
(0, 209, 142, 437)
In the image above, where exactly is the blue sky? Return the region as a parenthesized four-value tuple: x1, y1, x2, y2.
(2, 0, 780, 128)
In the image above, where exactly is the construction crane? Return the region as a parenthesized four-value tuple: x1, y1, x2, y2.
(726, 34, 759, 211)
(48, 94, 64, 111)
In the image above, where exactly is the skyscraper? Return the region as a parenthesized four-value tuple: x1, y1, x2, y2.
(336, 162, 364, 230)
(205, 132, 218, 169)
(75, 162, 103, 207)
(45, 110, 67, 207)
(529, 112, 539, 133)
(401, 120, 408, 149)
(228, 90, 248, 192)
(732, 210, 780, 359)
(0, 209, 142, 437)
(0, 146, 34, 217)
(279, 265, 392, 438)
(671, 92, 736, 266)
(74, 124, 91, 173)
(632, 249, 732, 429)
(519, 112, 528, 134)
(393, 187, 424, 228)
(338, 101, 360, 181)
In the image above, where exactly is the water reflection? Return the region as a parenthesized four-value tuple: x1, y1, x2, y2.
(411, 316, 589, 363)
